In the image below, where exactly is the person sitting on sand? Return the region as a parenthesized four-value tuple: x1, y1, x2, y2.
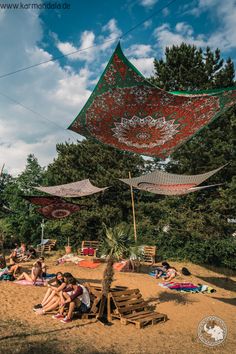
(38, 256, 47, 278)
(33, 272, 68, 314)
(26, 246, 37, 261)
(17, 260, 42, 284)
(9, 248, 19, 265)
(154, 261, 170, 278)
(52, 274, 90, 323)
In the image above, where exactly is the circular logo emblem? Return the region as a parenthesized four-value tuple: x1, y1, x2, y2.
(198, 316, 227, 347)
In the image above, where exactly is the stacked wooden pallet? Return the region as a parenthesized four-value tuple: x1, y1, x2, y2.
(108, 288, 167, 329)
(37, 239, 57, 253)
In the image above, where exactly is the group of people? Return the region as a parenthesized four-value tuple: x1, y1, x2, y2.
(9, 243, 37, 264)
(33, 272, 90, 323)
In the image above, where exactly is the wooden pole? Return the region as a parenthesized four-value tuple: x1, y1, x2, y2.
(0, 163, 5, 177)
(129, 172, 137, 243)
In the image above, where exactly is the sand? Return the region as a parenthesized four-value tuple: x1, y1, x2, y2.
(0, 256, 235, 354)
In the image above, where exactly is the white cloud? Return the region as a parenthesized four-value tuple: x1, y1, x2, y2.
(162, 7, 170, 17)
(126, 44, 154, 58)
(181, 0, 236, 51)
(0, 7, 90, 176)
(56, 30, 96, 62)
(143, 19, 152, 29)
(56, 18, 122, 62)
(129, 57, 155, 77)
(154, 23, 206, 54)
(140, 0, 158, 8)
(100, 19, 122, 51)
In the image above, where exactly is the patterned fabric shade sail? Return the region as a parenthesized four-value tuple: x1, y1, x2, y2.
(35, 179, 108, 198)
(37, 201, 82, 219)
(23, 195, 62, 206)
(119, 165, 224, 195)
(68, 42, 236, 157)
(23, 195, 82, 219)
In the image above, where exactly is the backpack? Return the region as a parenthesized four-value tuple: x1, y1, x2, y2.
(182, 267, 191, 276)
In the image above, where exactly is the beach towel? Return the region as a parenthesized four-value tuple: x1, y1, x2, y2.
(159, 281, 215, 293)
(159, 282, 200, 293)
(77, 260, 101, 269)
(43, 273, 56, 279)
(14, 279, 45, 286)
(113, 261, 129, 272)
(57, 254, 83, 264)
(0, 273, 14, 281)
(149, 270, 166, 278)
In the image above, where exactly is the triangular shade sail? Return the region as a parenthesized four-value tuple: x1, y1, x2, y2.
(34, 179, 107, 198)
(68, 42, 236, 157)
(119, 166, 224, 195)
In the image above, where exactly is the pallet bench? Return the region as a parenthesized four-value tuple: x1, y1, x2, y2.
(78, 240, 100, 258)
(108, 288, 167, 329)
(37, 239, 57, 253)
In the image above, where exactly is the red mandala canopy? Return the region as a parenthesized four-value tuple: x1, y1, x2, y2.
(23, 196, 82, 219)
(23, 195, 61, 206)
(68, 42, 236, 157)
(37, 202, 81, 219)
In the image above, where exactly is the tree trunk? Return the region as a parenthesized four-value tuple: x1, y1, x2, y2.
(102, 255, 115, 296)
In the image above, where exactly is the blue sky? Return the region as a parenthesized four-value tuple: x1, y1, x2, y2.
(0, 0, 236, 175)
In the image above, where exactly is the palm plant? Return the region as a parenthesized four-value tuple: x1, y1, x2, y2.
(100, 223, 131, 296)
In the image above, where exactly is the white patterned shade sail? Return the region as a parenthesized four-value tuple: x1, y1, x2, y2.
(119, 166, 225, 195)
(35, 179, 108, 198)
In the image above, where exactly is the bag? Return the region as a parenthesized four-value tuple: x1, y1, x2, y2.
(182, 267, 191, 276)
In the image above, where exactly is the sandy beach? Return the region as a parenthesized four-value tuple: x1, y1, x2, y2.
(0, 255, 235, 354)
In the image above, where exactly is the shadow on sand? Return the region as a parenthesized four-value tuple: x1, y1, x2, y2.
(150, 291, 197, 305)
(212, 297, 236, 306)
(195, 275, 236, 292)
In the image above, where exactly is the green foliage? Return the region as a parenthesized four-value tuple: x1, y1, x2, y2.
(100, 223, 132, 259)
(151, 43, 234, 90)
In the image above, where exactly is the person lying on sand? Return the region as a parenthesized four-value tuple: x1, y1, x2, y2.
(52, 273, 90, 323)
(17, 260, 42, 284)
(33, 272, 68, 314)
(163, 265, 180, 281)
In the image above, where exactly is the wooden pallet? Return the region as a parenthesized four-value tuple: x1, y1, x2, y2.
(108, 288, 167, 329)
(76, 283, 127, 320)
(141, 246, 156, 265)
(37, 239, 57, 253)
(78, 240, 100, 258)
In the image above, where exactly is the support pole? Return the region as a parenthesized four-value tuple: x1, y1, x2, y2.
(129, 172, 137, 243)
(40, 219, 45, 256)
(0, 163, 5, 177)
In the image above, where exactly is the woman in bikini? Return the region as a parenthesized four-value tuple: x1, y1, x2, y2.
(17, 260, 42, 284)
